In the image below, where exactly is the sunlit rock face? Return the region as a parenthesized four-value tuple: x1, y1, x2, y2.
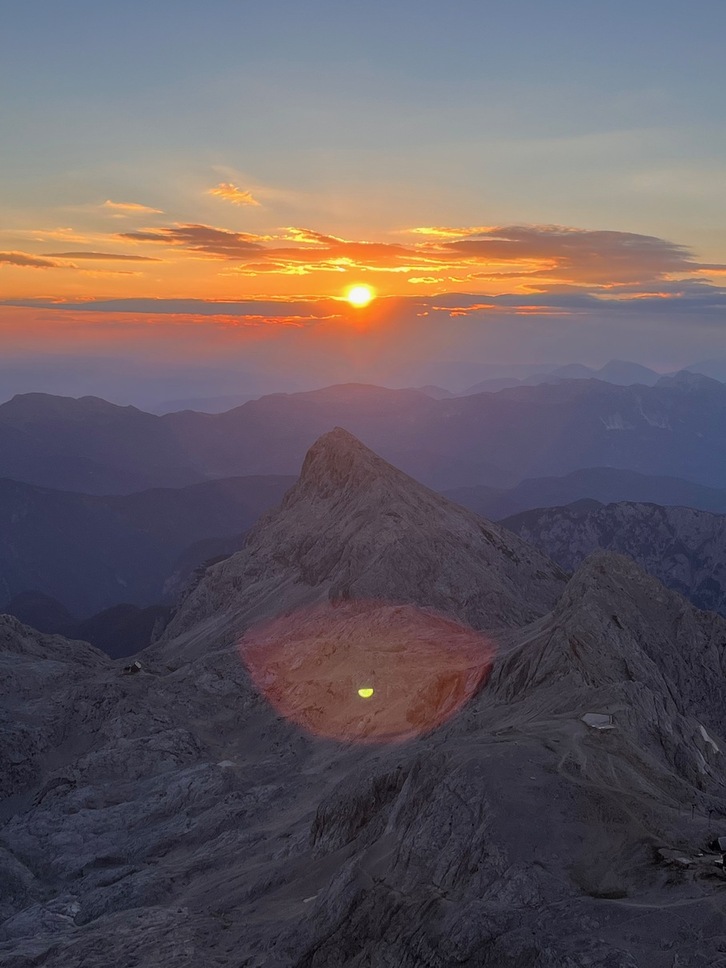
(159, 427, 566, 662)
(241, 600, 495, 744)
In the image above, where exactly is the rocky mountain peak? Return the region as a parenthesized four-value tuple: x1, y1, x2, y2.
(292, 426, 392, 500)
(157, 430, 567, 656)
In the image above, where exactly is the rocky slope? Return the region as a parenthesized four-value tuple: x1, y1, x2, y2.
(1, 433, 725, 967)
(504, 500, 726, 616)
(158, 428, 567, 658)
(2, 551, 725, 967)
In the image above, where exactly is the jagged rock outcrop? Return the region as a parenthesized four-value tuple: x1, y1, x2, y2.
(503, 500, 726, 616)
(0, 616, 111, 799)
(489, 552, 726, 777)
(159, 428, 566, 659)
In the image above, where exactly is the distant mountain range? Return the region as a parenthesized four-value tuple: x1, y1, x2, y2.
(5, 458, 726, 645)
(503, 500, 726, 617)
(459, 358, 663, 395)
(6, 456, 726, 647)
(1, 591, 170, 658)
(2, 373, 725, 495)
(0, 474, 293, 616)
(445, 466, 726, 519)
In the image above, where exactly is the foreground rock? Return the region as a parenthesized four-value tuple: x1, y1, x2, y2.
(1, 433, 725, 967)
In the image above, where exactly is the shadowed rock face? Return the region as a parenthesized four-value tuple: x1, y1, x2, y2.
(2, 436, 726, 968)
(503, 500, 726, 616)
(159, 428, 567, 658)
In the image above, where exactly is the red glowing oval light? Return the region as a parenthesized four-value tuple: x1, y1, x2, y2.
(239, 600, 495, 744)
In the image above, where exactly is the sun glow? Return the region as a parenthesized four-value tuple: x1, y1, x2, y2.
(346, 285, 374, 308)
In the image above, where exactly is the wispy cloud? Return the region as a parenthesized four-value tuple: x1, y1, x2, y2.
(102, 200, 164, 215)
(406, 226, 494, 238)
(208, 182, 260, 206)
(120, 223, 267, 256)
(0, 251, 67, 269)
(14, 228, 95, 243)
(43, 251, 162, 262)
(6, 283, 726, 320)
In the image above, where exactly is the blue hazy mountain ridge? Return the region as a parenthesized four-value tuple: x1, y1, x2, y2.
(502, 500, 726, 618)
(2, 430, 725, 966)
(444, 466, 726, 519)
(0, 591, 170, 659)
(460, 359, 662, 395)
(0, 474, 294, 616)
(1, 374, 726, 495)
(0, 357, 666, 408)
(0, 356, 303, 412)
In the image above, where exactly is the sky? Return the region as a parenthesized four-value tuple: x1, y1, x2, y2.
(2, 0, 726, 398)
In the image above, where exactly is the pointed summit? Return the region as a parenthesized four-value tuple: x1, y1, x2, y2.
(159, 428, 567, 658)
(293, 427, 393, 499)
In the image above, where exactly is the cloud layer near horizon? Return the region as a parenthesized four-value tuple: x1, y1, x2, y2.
(113, 222, 724, 289)
(3, 219, 725, 376)
(7, 221, 723, 299)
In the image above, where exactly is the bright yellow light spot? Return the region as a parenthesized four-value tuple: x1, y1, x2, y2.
(358, 687, 374, 699)
(346, 285, 374, 308)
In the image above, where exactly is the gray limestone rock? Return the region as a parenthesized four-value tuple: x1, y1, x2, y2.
(2, 433, 726, 967)
(159, 428, 567, 662)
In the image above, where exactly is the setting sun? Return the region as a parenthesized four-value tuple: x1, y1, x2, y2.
(346, 285, 374, 308)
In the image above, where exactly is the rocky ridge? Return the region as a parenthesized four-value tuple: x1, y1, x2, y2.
(1, 432, 725, 967)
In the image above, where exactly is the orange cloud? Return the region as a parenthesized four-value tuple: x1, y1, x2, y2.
(120, 223, 266, 257)
(440, 225, 719, 285)
(1, 216, 705, 305)
(406, 225, 494, 238)
(102, 200, 164, 214)
(118, 219, 724, 290)
(43, 251, 162, 262)
(14, 227, 99, 244)
(0, 251, 68, 269)
(208, 183, 260, 206)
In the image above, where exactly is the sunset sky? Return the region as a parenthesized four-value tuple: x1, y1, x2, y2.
(2, 0, 726, 394)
